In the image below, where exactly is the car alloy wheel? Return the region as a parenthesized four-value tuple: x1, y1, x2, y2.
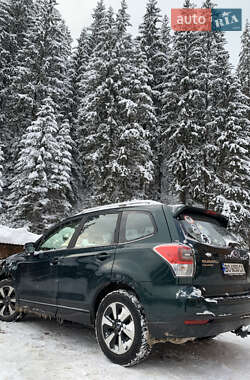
(101, 301, 135, 354)
(95, 290, 151, 366)
(0, 284, 16, 318)
(0, 279, 23, 322)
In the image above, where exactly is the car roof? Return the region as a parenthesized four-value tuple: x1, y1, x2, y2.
(76, 200, 162, 216)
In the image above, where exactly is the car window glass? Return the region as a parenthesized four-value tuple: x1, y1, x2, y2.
(39, 220, 81, 251)
(75, 213, 119, 248)
(179, 214, 239, 248)
(124, 212, 155, 242)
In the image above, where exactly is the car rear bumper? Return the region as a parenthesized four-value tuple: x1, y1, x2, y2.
(148, 314, 250, 341)
(147, 293, 250, 341)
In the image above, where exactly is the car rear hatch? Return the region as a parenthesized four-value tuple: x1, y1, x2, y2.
(172, 206, 250, 297)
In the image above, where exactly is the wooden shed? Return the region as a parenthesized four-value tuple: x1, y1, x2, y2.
(0, 226, 40, 259)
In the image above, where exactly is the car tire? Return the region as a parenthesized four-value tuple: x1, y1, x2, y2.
(0, 279, 23, 322)
(95, 289, 152, 366)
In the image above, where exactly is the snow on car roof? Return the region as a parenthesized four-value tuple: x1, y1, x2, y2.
(78, 199, 162, 215)
(0, 225, 40, 245)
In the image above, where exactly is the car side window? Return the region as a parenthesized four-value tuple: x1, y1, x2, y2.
(39, 219, 81, 251)
(123, 211, 155, 242)
(75, 213, 119, 248)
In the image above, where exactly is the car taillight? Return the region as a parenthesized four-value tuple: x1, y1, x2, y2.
(153, 244, 195, 277)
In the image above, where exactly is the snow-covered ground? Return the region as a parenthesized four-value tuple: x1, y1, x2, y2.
(0, 316, 250, 380)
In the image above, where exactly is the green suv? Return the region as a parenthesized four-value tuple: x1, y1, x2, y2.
(0, 200, 249, 366)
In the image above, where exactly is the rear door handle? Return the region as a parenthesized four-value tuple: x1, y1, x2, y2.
(96, 252, 111, 261)
(50, 257, 59, 266)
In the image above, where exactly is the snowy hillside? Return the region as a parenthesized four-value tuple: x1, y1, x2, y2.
(0, 316, 250, 380)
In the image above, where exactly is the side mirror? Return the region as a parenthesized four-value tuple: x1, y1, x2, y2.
(24, 242, 35, 255)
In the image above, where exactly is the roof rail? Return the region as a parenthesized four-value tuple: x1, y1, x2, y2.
(77, 199, 162, 215)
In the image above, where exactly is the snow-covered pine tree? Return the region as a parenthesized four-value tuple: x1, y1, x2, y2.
(172, 0, 232, 209)
(237, 20, 250, 101)
(159, 14, 173, 202)
(0, 145, 4, 210)
(213, 84, 250, 243)
(237, 20, 250, 123)
(0, 0, 35, 173)
(138, 0, 171, 199)
(208, 33, 250, 241)
(187, 0, 250, 242)
(130, 42, 156, 135)
(116, 44, 155, 200)
(10, 0, 71, 134)
(69, 28, 92, 201)
(78, 1, 154, 204)
(236, 20, 250, 244)
(69, 1, 107, 206)
(161, 15, 172, 57)
(49, 119, 73, 219)
(161, 0, 206, 204)
(58, 17, 73, 120)
(0, 0, 34, 48)
(70, 0, 107, 131)
(174, 0, 218, 208)
(77, 7, 116, 204)
(162, 0, 249, 242)
(57, 120, 73, 195)
(88, 0, 106, 52)
(113, 0, 155, 201)
(138, 0, 165, 107)
(70, 28, 92, 131)
(70, 0, 107, 129)
(8, 0, 73, 228)
(9, 97, 69, 232)
(0, 0, 35, 128)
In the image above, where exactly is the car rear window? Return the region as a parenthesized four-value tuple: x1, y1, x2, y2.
(179, 214, 238, 248)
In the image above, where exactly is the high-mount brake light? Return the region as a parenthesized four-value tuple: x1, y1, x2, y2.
(205, 210, 217, 215)
(153, 244, 195, 277)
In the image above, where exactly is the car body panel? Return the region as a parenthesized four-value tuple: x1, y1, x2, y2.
(56, 244, 116, 324)
(14, 250, 60, 313)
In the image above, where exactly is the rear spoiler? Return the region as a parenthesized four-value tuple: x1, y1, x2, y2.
(171, 205, 228, 228)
